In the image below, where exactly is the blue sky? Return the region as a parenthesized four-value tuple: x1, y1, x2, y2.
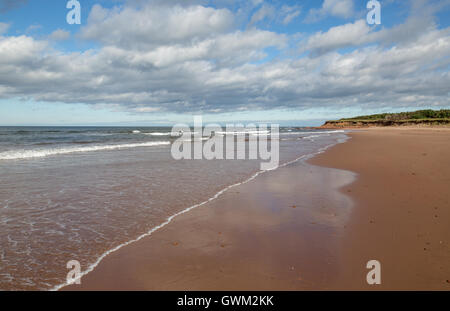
(0, 0, 449, 126)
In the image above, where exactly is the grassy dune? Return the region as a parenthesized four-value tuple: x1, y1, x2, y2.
(321, 109, 450, 128)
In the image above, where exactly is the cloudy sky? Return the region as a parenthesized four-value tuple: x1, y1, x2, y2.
(0, 0, 449, 125)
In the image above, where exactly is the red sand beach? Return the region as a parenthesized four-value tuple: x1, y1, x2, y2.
(65, 128, 450, 290)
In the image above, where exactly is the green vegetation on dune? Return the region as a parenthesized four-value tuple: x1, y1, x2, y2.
(321, 109, 450, 128)
(340, 109, 450, 121)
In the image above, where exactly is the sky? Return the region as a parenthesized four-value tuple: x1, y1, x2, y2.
(0, 0, 449, 126)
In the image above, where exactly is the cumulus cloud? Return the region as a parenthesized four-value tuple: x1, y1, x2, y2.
(304, 20, 371, 56)
(280, 5, 301, 25)
(80, 4, 235, 49)
(303, 10, 442, 56)
(248, 3, 301, 28)
(248, 4, 275, 27)
(48, 29, 71, 41)
(0, 0, 449, 115)
(305, 0, 354, 23)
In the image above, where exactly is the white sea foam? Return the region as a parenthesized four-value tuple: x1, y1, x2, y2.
(215, 130, 270, 135)
(143, 132, 186, 136)
(143, 131, 203, 136)
(142, 132, 172, 136)
(303, 134, 326, 140)
(181, 137, 210, 142)
(280, 130, 345, 135)
(0, 141, 171, 160)
(51, 133, 350, 291)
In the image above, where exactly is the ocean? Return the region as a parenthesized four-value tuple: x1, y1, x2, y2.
(0, 126, 347, 290)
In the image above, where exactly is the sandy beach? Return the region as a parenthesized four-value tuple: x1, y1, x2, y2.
(311, 127, 450, 290)
(64, 128, 450, 291)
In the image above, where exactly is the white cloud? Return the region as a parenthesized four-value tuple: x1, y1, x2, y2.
(25, 24, 42, 33)
(281, 5, 301, 25)
(80, 4, 235, 49)
(304, 20, 371, 55)
(0, 35, 47, 64)
(325, 0, 354, 18)
(248, 4, 275, 27)
(305, 0, 354, 23)
(248, 3, 301, 27)
(48, 29, 70, 41)
(0, 0, 449, 115)
(303, 12, 444, 56)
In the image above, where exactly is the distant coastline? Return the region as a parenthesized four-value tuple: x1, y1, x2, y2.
(319, 109, 450, 128)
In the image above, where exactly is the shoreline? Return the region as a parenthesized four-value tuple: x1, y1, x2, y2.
(62, 139, 354, 290)
(64, 128, 450, 290)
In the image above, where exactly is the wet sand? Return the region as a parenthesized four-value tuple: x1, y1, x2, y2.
(65, 128, 450, 290)
(64, 156, 356, 290)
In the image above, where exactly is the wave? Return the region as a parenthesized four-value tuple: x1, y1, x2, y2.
(216, 130, 270, 135)
(142, 132, 184, 136)
(180, 137, 210, 142)
(214, 130, 270, 136)
(0, 141, 171, 160)
(280, 130, 345, 135)
(81, 133, 114, 137)
(279, 131, 345, 141)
